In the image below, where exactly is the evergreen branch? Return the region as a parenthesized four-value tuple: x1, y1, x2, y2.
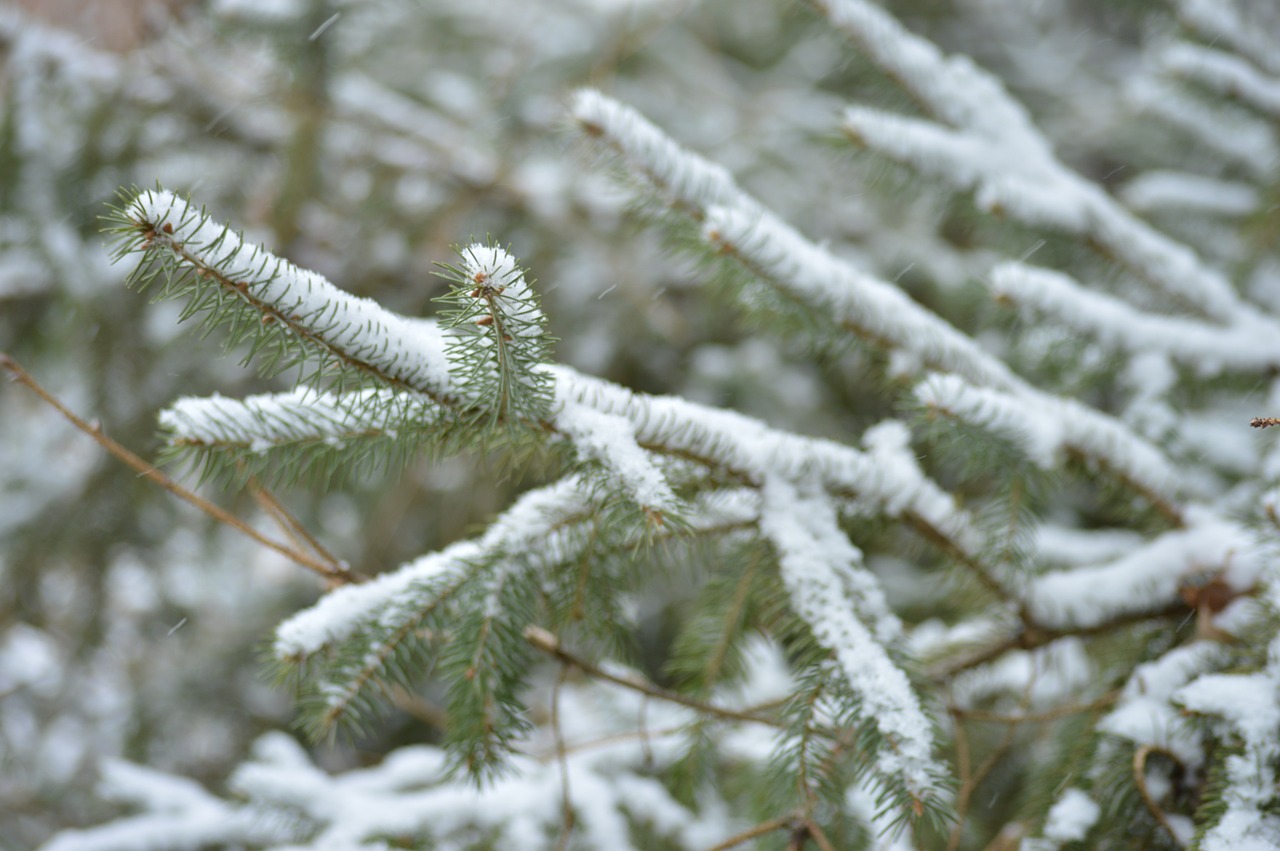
(573, 90, 1191, 534)
(917, 373, 1188, 525)
(761, 476, 946, 811)
(434, 242, 554, 428)
(1175, 0, 1280, 78)
(110, 189, 455, 401)
(0, 354, 360, 586)
(159, 387, 451, 486)
(701, 199, 1022, 392)
(815, 0, 1262, 327)
(992, 262, 1280, 374)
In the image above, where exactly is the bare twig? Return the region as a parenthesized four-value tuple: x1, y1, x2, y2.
(1133, 744, 1188, 848)
(705, 816, 794, 851)
(1, 354, 361, 586)
(951, 691, 1120, 725)
(245, 470, 349, 575)
(552, 662, 575, 851)
(1252, 417, 1280, 429)
(523, 626, 779, 728)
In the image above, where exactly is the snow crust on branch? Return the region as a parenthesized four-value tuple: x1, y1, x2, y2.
(1126, 76, 1279, 178)
(128, 191, 454, 399)
(549, 366, 978, 553)
(1097, 641, 1228, 765)
(575, 87, 1022, 393)
(1173, 579, 1280, 851)
(992, 262, 1280, 374)
(1025, 513, 1262, 632)
(555, 403, 678, 512)
(1175, 0, 1280, 77)
(159, 388, 443, 451)
(1120, 171, 1260, 217)
(760, 477, 943, 799)
(914, 373, 1189, 508)
(275, 476, 591, 657)
(820, 0, 1255, 326)
(574, 91, 1191, 519)
(1161, 42, 1280, 118)
(702, 203, 1021, 391)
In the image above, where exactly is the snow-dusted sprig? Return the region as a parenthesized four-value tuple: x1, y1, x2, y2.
(915, 373, 1189, 525)
(1160, 42, 1280, 119)
(1120, 171, 1260, 218)
(573, 91, 1193, 529)
(573, 89, 1022, 393)
(761, 477, 948, 818)
(107, 188, 454, 400)
(275, 476, 595, 746)
(1025, 513, 1262, 632)
(435, 242, 555, 429)
(817, 0, 1263, 327)
(1169, 575, 1280, 849)
(1126, 75, 1279, 180)
(992, 262, 1280, 376)
(158, 387, 447, 485)
(1175, 0, 1280, 79)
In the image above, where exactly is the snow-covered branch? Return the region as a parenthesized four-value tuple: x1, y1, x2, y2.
(818, 0, 1263, 327)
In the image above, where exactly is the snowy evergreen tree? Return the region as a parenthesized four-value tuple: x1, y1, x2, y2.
(5, 0, 1280, 849)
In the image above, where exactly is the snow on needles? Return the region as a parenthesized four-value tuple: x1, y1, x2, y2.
(760, 477, 943, 800)
(820, 0, 1251, 326)
(128, 191, 454, 399)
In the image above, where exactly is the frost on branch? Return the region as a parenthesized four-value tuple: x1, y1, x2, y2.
(820, 0, 1259, 326)
(113, 190, 454, 399)
(761, 477, 945, 809)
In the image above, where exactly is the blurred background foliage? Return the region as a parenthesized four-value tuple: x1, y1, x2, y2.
(1, 0, 1275, 847)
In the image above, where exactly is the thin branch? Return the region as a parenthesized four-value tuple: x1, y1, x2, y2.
(389, 686, 449, 728)
(1133, 744, 1189, 848)
(951, 691, 1120, 725)
(552, 662, 575, 851)
(1252, 417, 1280, 429)
(245, 470, 348, 574)
(523, 626, 780, 728)
(1, 354, 362, 586)
(704, 816, 794, 851)
(803, 819, 838, 851)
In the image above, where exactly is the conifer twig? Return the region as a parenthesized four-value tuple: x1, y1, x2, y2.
(950, 691, 1119, 724)
(523, 626, 779, 728)
(244, 471, 347, 574)
(0, 353, 362, 586)
(704, 816, 794, 851)
(551, 661, 575, 851)
(1133, 744, 1188, 848)
(1251, 417, 1280, 429)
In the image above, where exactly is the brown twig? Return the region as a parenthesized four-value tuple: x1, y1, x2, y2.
(705, 816, 794, 851)
(245, 471, 352, 579)
(1133, 744, 1188, 848)
(951, 691, 1119, 725)
(552, 661, 575, 851)
(802, 819, 838, 851)
(1252, 417, 1280, 429)
(1, 353, 360, 586)
(523, 626, 779, 728)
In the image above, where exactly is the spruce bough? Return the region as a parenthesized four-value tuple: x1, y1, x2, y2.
(41, 1, 1280, 848)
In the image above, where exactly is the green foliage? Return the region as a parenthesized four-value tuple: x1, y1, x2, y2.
(434, 243, 555, 431)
